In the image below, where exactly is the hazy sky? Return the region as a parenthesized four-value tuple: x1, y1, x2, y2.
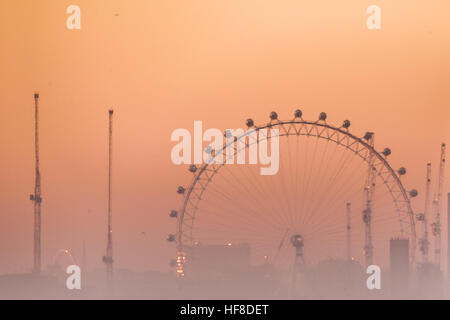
(0, 0, 449, 274)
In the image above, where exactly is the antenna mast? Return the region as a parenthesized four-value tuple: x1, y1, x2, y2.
(102, 109, 114, 282)
(30, 93, 42, 274)
(419, 163, 432, 263)
(362, 132, 375, 267)
(432, 143, 446, 268)
(82, 240, 87, 287)
(346, 202, 352, 262)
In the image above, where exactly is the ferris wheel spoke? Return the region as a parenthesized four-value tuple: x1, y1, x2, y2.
(223, 144, 296, 229)
(296, 137, 320, 229)
(301, 166, 366, 232)
(303, 144, 360, 229)
(275, 159, 296, 225)
(299, 140, 359, 228)
(302, 151, 371, 224)
(292, 137, 301, 227)
(197, 202, 283, 233)
(195, 210, 277, 236)
(286, 137, 297, 218)
(302, 139, 333, 220)
(233, 163, 293, 228)
(199, 186, 270, 230)
(215, 166, 287, 228)
(198, 188, 290, 237)
(194, 225, 279, 243)
(198, 186, 286, 233)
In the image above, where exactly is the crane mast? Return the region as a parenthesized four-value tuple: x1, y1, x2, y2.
(432, 143, 446, 268)
(362, 133, 375, 268)
(346, 202, 352, 262)
(102, 109, 114, 283)
(30, 93, 42, 274)
(422, 163, 432, 263)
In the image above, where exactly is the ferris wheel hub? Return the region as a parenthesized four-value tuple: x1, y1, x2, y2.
(291, 234, 304, 248)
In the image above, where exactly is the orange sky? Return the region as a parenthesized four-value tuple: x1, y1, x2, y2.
(0, 0, 449, 274)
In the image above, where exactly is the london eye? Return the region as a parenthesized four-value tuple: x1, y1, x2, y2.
(168, 110, 418, 289)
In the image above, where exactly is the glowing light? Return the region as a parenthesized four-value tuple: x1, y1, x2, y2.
(227, 242, 232, 246)
(175, 251, 186, 277)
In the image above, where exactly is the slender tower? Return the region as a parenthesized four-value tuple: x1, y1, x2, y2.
(30, 93, 42, 274)
(447, 193, 450, 283)
(289, 234, 305, 299)
(362, 132, 375, 267)
(102, 109, 114, 283)
(346, 202, 352, 262)
(82, 240, 87, 287)
(421, 163, 432, 263)
(82, 240, 86, 270)
(432, 143, 446, 268)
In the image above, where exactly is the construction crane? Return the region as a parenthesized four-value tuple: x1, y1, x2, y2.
(346, 202, 352, 262)
(432, 143, 446, 268)
(362, 132, 375, 267)
(30, 93, 42, 274)
(102, 109, 114, 283)
(417, 163, 432, 263)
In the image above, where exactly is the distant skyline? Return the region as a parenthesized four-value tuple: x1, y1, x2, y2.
(0, 0, 449, 275)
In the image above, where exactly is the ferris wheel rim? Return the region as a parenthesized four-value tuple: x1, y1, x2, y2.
(173, 113, 417, 264)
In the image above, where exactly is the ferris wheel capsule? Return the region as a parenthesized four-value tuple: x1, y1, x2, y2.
(270, 112, 278, 120)
(319, 112, 327, 121)
(167, 234, 176, 242)
(169, 210, 178, 218)
(382, 148, 391, 156)
(342, 120, 351, 129)
(397, 167, 406, 176)
(363, 132, 374, 141)
(189, 164, 197, 173)
(246, 118, 254, 127)
(294, 109, 302, 118)
(177, 186, 186, 194)
(409, 189, 418, 197)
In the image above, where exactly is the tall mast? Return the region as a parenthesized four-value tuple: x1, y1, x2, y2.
(30, 93, 42, 274)
(82, 239, 87, 286)
(432, 143, 446, 268)
(103, 109, 114, 283)
(418, 163, 431, 263)
(423, 163, 431, 263)
(82, 240, 86, 270)
(346, 202, 352, 262)
(362, 132, 375, 268)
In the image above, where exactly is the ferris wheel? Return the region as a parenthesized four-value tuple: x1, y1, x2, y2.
(168, 110, 418, 279)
